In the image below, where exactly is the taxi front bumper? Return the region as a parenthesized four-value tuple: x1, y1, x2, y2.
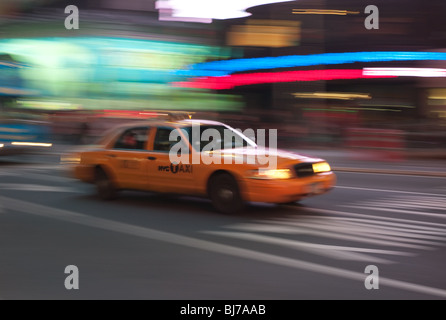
(73, 164, 95, 183)
(241, 171, 336, 203)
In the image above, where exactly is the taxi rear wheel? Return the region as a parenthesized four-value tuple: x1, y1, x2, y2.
(209, 173, 243, 214)
(95, 168, 117, 200)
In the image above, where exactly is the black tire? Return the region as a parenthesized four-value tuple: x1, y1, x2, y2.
(95, 167, 117, 200)
(208, 173, 244, 214)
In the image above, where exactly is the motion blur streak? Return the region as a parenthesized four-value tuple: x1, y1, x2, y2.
(176, 51, 446, 77)
(172, 69, 397, 90)
(10, 142, 52, 147)
(363, 68, 446, 77)
(292, 9, 360, 15)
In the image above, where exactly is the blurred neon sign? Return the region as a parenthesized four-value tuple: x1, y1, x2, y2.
(177, 51, 446, 77)
(172, 69, 397, 90)
(175, 67, 446, 90)
(156, 0, 294, 23)
(363, 68, 446, 77)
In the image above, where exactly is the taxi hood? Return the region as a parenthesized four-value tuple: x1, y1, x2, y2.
(204, 146, 324, 167)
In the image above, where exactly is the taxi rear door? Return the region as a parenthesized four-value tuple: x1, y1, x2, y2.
(104, 126, 152, 190)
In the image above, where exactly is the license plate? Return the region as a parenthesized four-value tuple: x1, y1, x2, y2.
(308, 182, 324, 194)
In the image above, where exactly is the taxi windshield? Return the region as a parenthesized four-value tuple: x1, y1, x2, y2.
(180, 125, 256, 152)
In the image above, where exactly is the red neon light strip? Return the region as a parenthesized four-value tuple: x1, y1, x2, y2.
(172, 69, 397, 90)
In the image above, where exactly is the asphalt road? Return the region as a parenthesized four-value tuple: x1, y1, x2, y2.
(0, 153, 445, 300)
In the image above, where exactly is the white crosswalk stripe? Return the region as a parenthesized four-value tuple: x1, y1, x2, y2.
(201, 197, 446, 264)
(343, 194, 446, 219)
(0, 164, 74, 184)
(0, 183, 80, 193)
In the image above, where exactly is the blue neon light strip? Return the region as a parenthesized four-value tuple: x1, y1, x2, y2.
(175, 51, 446, 77)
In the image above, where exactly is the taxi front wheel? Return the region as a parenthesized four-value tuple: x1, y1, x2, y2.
(95, 168, 117, 200)
(209, 173, 244, 214)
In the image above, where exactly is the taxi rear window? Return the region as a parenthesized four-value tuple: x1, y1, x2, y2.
(113, 127, 149, 150)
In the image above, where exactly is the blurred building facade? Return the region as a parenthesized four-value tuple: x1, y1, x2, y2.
(0, 0, 445, 148)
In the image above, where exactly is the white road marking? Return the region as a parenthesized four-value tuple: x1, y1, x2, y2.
(304, 207, 446, 228)
(247, 221, 433, 250)
(290, 221, 446, 242)
(371, 201, 446, 210)
(333, 220, 446, 236)
(0, 183, 80, 193)
(336, 185, 445, 197)
(288, 215, 446, 234)
(342, 194, 446, 220)
(227, 221, 444, 244)
(0, 171, 73, 183)
(19, 172, 74, 183)
(1, 194, 446, 298)
(0, 164, 66, 171)
(204, 230, 408, 263)
(336, 171, 446, 179)
(0, 172, 19, 177)
(346, 205, 446, 219)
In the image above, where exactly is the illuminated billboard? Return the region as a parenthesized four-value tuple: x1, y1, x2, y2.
(0, 37, 244, 111)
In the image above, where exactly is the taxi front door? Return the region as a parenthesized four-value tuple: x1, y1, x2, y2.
(146, 127, 195, 194)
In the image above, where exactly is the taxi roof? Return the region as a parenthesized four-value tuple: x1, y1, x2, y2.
(111, 118, 228, 131)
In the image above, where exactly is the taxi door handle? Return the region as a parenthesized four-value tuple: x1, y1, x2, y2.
(106, 154, 116, 158)
(147, 156, 157, 160)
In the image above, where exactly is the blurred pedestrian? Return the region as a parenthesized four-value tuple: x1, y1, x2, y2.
(78, 122, 89, 145)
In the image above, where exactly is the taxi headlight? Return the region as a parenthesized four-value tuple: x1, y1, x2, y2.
(312, 162, 331, 173)
(247, 168, 293, 180)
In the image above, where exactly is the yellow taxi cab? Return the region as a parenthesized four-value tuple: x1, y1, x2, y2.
(65, 114, 336, 214)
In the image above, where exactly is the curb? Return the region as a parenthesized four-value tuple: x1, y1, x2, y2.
(333, 167, 446, 177)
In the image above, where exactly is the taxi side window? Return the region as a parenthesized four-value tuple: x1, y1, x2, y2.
(153, 127, 178, 152)
(113, 127, 149, 150)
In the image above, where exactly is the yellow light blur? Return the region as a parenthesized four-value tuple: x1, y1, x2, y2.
(312, 162, 331, 173)
(227, 19, 301, 48)
(11, 142, 53, 147)
(292, 9, 360, 15)
(60, 154, 81, 164)
(428, 89, 446, 100)
(0, 127, 28, 133)
(428, 96, 446, 100)
(293, 92, 371, 100)
(249, 168, 293, 180)
(0, 144, 4, 148)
